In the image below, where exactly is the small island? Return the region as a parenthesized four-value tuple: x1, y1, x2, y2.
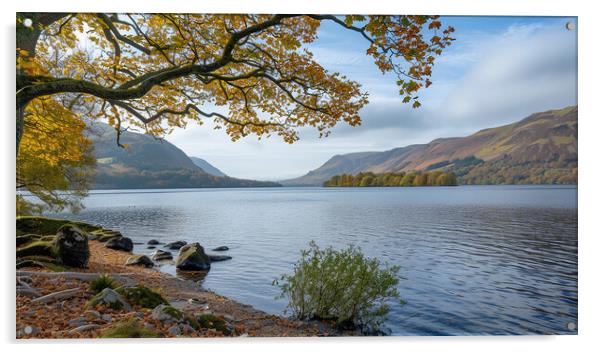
(323, 171, 458, 187)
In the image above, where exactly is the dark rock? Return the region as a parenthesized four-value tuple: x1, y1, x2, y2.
(105, 236, 134, 252)
(165, 241, 187, 250)
(208, 255, 232, 262)
(147, 246, 156, 249)
(68, 317, 87, 327)
(126, 254, 154, 267)
(147, 239, 160, 245)
(151, 249, 173, 261)
(53, 225, 90, 268)
(212, 246, 229, 252)
(175, 243, 211, 271)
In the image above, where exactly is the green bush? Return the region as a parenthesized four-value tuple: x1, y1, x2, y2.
(90, 274, 119, 294)
(273, 241, 403, 333)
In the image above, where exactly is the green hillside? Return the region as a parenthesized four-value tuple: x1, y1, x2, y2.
(282, 106, 577, 186)
(88, 123, 280, 189)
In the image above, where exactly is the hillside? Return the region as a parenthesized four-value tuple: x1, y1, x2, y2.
(282, 106, 577, 186)
(189, 157, 227, 177)
(87, 123, 279, 189)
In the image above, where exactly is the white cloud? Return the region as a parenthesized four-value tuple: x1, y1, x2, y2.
(441, 22, 577, 127)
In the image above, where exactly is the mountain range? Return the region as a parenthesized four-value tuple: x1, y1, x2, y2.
(282, 106, 577, 186)
(87, 122, 279, 189)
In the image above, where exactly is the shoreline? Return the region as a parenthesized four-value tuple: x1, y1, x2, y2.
(17, 238, 349, 338)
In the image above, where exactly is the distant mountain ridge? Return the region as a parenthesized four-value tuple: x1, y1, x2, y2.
(87, 122, 279, 189)
(189, 157, 227, 177)
(282, 106, 577, 186)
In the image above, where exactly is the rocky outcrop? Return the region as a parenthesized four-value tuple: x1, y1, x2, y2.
(16, 225, 90, 268)
(175, 243, 211, 271)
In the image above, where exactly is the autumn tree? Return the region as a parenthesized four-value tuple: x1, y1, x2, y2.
(16, 13, 453, 210)
(17, 97, 96, 214)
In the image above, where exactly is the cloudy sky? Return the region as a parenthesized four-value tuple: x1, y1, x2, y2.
(165, 16, 578, 181)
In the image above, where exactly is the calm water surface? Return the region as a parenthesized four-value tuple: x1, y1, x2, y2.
(54, 185, 577, 335)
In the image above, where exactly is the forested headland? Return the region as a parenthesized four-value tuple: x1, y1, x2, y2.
(323, 171, 457, 187)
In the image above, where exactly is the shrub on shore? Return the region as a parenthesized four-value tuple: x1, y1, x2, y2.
(273, 241, 403, 334)
(90, 274, 119, 294)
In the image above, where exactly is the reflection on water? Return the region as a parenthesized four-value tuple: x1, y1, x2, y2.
(175, 269, 208, 283)
(55, 185, 577, 335)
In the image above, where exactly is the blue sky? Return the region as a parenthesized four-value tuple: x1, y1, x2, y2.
(166, 16, 578, 180)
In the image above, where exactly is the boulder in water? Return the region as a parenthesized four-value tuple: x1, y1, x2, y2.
(212, 246, 229, 252)
(208, 255, 232, 262)
(165, 241, 187, 250)
(175, 243, 211, 271)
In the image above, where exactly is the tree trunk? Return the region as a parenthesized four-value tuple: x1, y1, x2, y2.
(16, 12, 69, 154)
(16, 106, 24, 154)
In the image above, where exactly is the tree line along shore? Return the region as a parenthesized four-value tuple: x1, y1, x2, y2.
(323, 171, 458, 187)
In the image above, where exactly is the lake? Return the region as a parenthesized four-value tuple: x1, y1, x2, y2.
(52, 185, 578, 335)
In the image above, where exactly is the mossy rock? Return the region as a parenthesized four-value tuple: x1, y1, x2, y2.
(16, 239, 54, 258)
(87, 288, 132, 311)
(116, 285, 167, 309)
(90, 230, 123, 243)
(151, 304, 183, 323)
(16, 234, 42, 246)
(16, 255, 70, 272)
(100, 318, 161, 338)
(175, 243, 211, 271)
(53, 224, 90, 268)
(125, 254, 154, 268)
(162, 305, 183, 320)
(195, 314, 231, 335)
(16, 216, 100, 236)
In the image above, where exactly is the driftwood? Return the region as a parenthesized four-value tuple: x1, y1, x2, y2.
(69, 324, 101, 334)
(16, 287, 41, 297)
(16, 271, 136, 285)
(31, 287, 81, 304)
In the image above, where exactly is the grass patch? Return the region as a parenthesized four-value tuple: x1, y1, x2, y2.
(100, 319, 160, 338)
(90, 274, 120, 294)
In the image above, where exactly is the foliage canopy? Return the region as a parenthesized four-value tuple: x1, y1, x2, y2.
(16, 13, 453, 212)
(17, 13, 454, 145)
